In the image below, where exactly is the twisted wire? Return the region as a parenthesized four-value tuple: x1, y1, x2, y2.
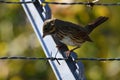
(43, 2, 120, 6)
(0, 0, 120, 6)
(0, 56, 120, 61)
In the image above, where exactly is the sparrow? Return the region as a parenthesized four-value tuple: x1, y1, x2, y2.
(42, 16, 108, 57)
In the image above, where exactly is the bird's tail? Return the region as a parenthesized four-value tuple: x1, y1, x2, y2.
(85, 16, 108, 34)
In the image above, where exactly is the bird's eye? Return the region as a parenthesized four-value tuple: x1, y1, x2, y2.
(44, 27, 47, 30)
(44, 27, 48, 31)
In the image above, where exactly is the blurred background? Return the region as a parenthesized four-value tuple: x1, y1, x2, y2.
(0, 0, 120, 80)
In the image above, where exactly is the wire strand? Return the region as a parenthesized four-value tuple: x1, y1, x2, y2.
(0, 0, 120, 6)
(43, 2, 120, 6)
(0, 56, 120, 61)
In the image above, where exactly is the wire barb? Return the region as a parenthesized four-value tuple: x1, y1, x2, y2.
(43, 1, 120, 6)
(0, 0, 120, 6)
(0, 56, 120, 61)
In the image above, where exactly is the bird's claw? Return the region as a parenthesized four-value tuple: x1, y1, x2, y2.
(65, 50, 72, 58)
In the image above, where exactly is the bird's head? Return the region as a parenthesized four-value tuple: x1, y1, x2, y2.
(42, 18, 56, 38)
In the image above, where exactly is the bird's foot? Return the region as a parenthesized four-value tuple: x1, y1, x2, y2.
(65, 46, 80, 58)
(65, 50, 72, 58)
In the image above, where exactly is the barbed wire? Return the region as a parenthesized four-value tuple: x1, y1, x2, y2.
(0, 0, 120, 6)
(43, 2, 120, 6)
(0, 56, 120, 61)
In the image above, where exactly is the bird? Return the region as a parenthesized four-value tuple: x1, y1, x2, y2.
(42, 16, 108, 57)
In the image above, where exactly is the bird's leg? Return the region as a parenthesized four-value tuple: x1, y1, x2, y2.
(55, 44, 65, 57)
(65, 46, 80, 57)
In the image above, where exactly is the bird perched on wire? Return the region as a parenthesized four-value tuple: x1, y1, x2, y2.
(42, 16, 108, 57)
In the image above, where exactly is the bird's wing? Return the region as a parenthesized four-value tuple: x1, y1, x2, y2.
(69, 27, 93, 42)
(55, 19, 92, 42)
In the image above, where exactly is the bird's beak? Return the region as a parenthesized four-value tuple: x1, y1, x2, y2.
(42, 33, 46, 38)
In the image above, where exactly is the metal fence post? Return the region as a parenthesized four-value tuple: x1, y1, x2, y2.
(21, 0, 86, 80)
